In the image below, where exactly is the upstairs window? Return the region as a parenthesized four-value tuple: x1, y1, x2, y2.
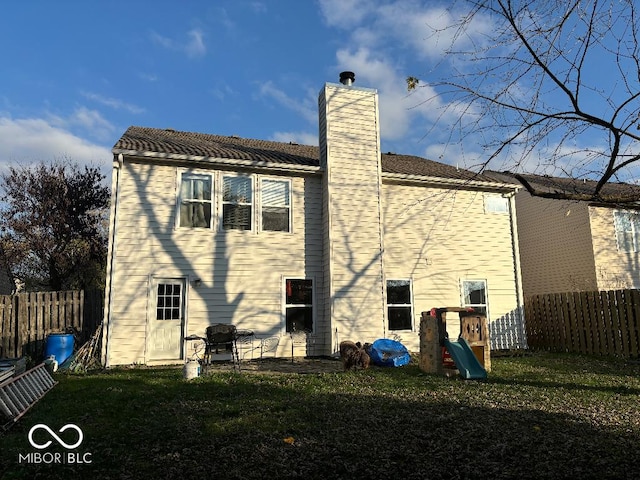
(179, 174, 212, 228)
(387, 280, 413, 331)
(614, 211, 640, 252)
(261, 178, 291, 232)
(222, 175, 252, 230)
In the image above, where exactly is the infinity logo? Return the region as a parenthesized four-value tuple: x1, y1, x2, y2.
(28, 424, 83, 450)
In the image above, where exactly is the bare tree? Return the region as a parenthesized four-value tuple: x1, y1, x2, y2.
(409, 0, 640, 202)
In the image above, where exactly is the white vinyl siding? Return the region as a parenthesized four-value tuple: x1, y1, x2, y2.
(381, 182, 520, 350)
(513, 193, 597, 295)
(319, 84, 386, 344)
(104, 161, 324, 365)
(590, 207, 640, 290)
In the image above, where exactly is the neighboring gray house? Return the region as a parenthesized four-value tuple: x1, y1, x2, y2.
(487, 171, 640, 298)
(101, 74, 525, 367)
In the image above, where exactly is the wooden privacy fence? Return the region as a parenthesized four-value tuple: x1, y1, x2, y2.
(525, 289, 640, 357)
(0, 289, 104, 359)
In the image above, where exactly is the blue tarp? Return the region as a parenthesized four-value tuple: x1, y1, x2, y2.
(368, 339, 411, 367)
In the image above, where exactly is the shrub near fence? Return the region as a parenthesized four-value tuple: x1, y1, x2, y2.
(525, 289, 640, 357)
(0, 289, 103, 359)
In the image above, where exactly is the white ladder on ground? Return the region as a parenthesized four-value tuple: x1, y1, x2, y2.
(0, 363, 57, 428)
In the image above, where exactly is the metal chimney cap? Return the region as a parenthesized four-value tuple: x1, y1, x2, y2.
(339, 71, 355, 86)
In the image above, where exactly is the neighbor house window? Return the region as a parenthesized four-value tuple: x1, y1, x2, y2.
(387, 280, 413, 331)
(285, 279, 313, 332)
(462, 280, 487, 315)
(485, 194, 509, 214)
(178, 174, 212, 228)
(261, 178, 291, 232)
(222, 175, 253, 230)
(614, 210, 640, 252)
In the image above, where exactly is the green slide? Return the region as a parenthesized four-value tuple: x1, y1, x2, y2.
(443, 338, 487, 380)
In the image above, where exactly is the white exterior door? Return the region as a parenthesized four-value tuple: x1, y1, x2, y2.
(149, 278, 185, 361)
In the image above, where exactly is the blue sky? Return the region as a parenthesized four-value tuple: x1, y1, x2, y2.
(0, 0, 486, 178)
(1, 0, 637, 184)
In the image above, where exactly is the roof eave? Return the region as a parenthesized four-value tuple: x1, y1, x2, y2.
(112, 148, 322, 174)
(381, 172, 520, 192)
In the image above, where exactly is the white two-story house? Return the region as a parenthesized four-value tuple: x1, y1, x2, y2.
(101, 73, 525, 366)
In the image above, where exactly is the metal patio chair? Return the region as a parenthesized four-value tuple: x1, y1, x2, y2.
(204, 324, 240, 371)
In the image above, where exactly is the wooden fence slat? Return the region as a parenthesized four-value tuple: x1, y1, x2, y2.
(588, 292, 607, 355)
(629, 290, 640, 357)
(591, 292, 607, 355)
(565, 291, 579, 353)
(0, 289, 103, 359)
(604, 290, 613, 355)
(616, 290, 628, 357)
(573, 292, 588, 354)
(525, 289, 640, 358)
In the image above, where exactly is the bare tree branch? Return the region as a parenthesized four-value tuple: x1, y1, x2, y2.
(410, 0, 640, 202)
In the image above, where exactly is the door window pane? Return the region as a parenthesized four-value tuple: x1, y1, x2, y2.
(156, 283, 182, 320)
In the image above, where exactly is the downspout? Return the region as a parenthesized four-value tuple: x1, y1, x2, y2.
(101, 153, 124, 367)
(507, 190, 526, 349)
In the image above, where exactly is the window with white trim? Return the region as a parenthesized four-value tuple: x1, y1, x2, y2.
(261, 178, 291, 232)
(285, 278, 313, 332)
(614, 210, 640, 252)
(386, 279, 413, 331)
(461, 280, 487, 315)
(222, 175, 253, 230)
(178, 173, 213, 228)
(484, 194, 509, 214)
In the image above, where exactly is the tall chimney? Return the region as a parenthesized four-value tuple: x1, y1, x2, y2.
(318, 73, 386, 345)
(339, 71, 355, 86)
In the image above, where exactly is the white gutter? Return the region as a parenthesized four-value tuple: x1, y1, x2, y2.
(101, 153, 124, 368)
(382, 172, 520, 192)
(112, 148, 322, 175)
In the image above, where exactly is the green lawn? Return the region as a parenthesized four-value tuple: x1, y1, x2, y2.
(1, 353, 639, 480)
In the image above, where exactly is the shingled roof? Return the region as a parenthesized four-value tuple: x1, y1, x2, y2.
(487, 171, 640, 205)
(114, 126, 502, 185)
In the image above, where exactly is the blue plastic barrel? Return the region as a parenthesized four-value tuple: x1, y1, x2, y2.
(44, 333, 75, 365)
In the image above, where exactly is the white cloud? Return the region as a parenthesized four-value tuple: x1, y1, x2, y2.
(185, 29, 206, 58)
(0, 117, 112, 174)
(67, 107, 116, 141)
(335, 48, 449, 141)
(271, 131, 318, 146)
(138, 72, 158, 82)
(259, 81, 317, 124)
(318, 0, 374, 29)
(150, 28, 207, 58)
(81, 91, 145, 114)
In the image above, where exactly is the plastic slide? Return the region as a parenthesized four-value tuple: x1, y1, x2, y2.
(443, 338, 487, 380)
